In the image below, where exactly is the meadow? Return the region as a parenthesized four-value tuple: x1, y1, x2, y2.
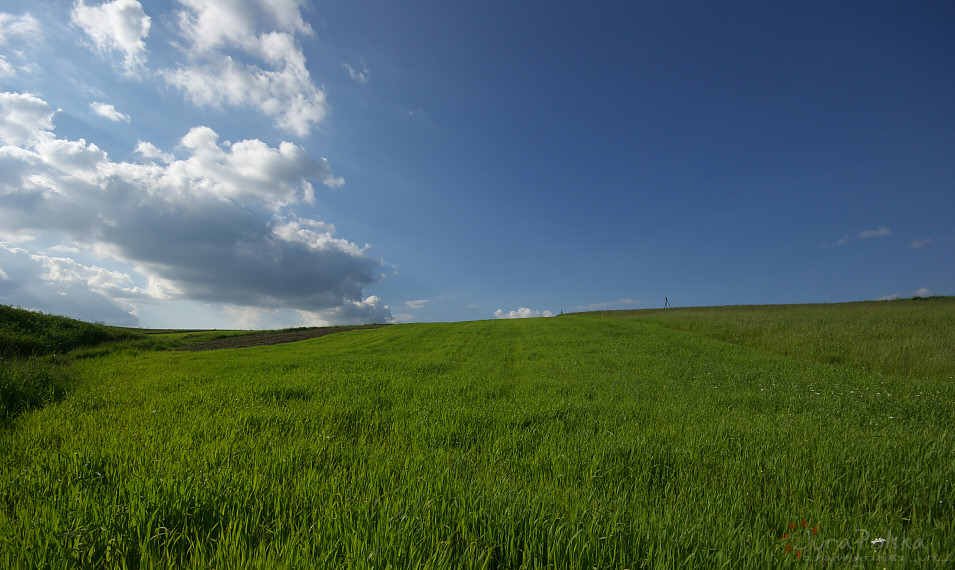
(1, 299, 953, 568)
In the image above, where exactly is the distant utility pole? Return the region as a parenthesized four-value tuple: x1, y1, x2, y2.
(664, 297, 670, 309)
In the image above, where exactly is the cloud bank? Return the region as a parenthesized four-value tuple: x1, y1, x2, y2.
(494, 307, 553, 319)
(0, 91, 391, 325)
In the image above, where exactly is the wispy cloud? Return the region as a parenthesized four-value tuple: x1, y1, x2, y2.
(0, 12, 41, 41)
(404, 299, 429, 309)
(0, 12, 42, 78)
(910, 238, 933, 249)
(343, 61, 369, 83)
(90, 101, 130, 122)
(822, 226, 892, 248)
(859, 226, 891, 239)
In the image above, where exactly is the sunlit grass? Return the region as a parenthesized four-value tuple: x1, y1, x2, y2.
(1, 301, 953, 568)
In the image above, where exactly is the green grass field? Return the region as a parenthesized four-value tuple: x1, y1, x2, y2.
(1, 299, 953, 568)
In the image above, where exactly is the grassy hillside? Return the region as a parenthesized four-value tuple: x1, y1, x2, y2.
(1, 300, 953, 568)
(0, 304, 143, 359)
(580, 297, 955, 379)
(0, 305, 145, 424)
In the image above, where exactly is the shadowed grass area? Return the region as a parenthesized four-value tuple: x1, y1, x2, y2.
(0, 305, 147, 425)
(0, 301, 953, 568)
(0, 304, 144, 359)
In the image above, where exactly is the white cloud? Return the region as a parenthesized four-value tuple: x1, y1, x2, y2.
(0, 12, 42, 77)
(297, 295, 394, 326)
(344, 61, 369, 83)
(71, 0, 151, 76)
(174, 0, 313, 54)
(0, 91, 389, 325)
(0, 242, 141, 325)
(404, 299, 429, 309)
(494, 307, 554, 319)
(155, 125, 344, 203)
(859, 226, 891, 239)
(134, 140, 171, 163)
(31, 251, 148, 300)
(823, 226, 892, 248)
(162, 0, 326, 137)
(90, 101, 131, 122)
(883, 288, 937, 301)
(0, 12, 41, 43)
(910, 238, 933, 249)
(0, 91, 55, 146)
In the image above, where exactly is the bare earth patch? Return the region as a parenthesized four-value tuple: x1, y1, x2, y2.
(175, 325, 388, 351)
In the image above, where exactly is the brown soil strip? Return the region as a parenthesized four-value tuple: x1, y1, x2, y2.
(175, 324, 388, 351)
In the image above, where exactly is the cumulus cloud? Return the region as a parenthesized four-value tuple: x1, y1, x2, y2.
(297, 295, 394, 326)
(174, 0, 313, 54)
(90, 101, 131, 122)
(0, 242, 141, 325)
(859, 226, 891, 239)
(0, 90, 390, 324)
(0, 91, 55, 146)
(162, 0, 326, 137)
(494, 307, 553, 319)
(134, 140, 171, 163)
(71, 0, 151, 76)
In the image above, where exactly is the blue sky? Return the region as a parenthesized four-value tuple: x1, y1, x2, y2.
(0, 1, 952, 328)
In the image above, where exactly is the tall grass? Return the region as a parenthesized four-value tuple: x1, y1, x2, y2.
(0, 359, 70, 425)
(0, 302, 953, 568)
(0, 305, 147, 425)
(584, 298, 955, 379)
(0, 305, 142, 359)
